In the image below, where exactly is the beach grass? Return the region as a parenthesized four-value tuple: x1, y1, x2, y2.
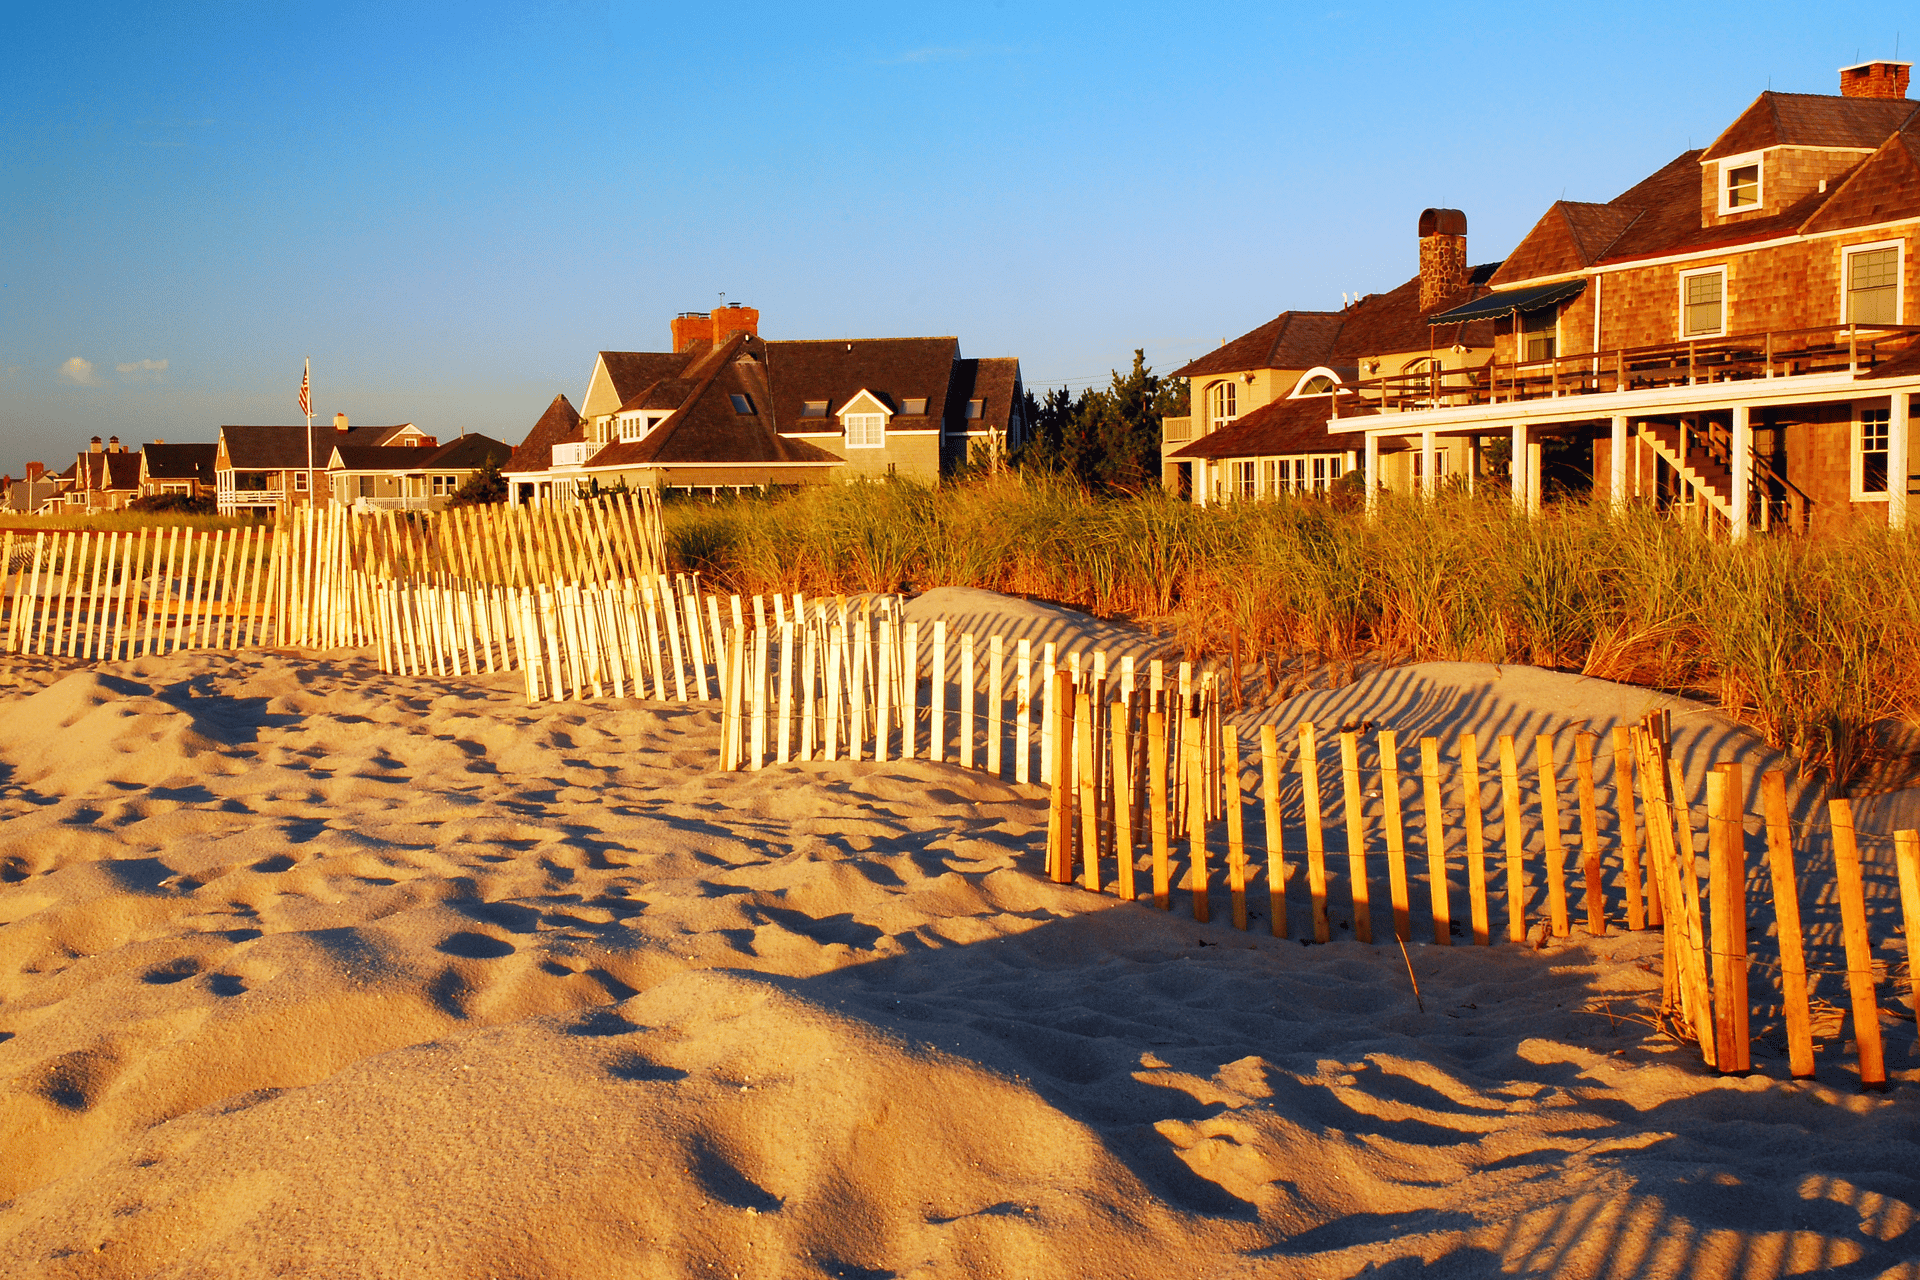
(662, 475, 1920, 789)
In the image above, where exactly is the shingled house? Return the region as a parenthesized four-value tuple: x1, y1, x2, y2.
(67, 436, 144, 511)
(502, 306, 1025, 502)
(215, 415, 434, 516)
(1164, 212, 1502, 503)
(139, 442, 217, 503)
(1318, 61, 1920, 536)
(326, 433, 512, 511)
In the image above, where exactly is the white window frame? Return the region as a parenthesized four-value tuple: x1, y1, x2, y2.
(1843, 239, 1905, 327)
(1716, 150, 1765, 216)
(1209, 380, 1236, 428)
(1852, 405, 1892, 501)
(1678, 265, 1729, 340)
(844, 413, 886, 449)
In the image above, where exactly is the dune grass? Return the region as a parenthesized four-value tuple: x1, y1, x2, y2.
(662, 476, 1920, 790)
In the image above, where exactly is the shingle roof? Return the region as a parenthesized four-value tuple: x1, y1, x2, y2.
(600, 352, 700, 407)
(1702, 91, 1920, 160)
(763, 338, 961, 437)
(1801, 125, 1920, 233)
(947, 357, 1022, 433)
(1328, 265, 1501, 361)
(420, 434, 512, 470)
(221, 424, 416, 470)
(142, 442, 216, 483)
(77, 451, 143, 491)
(1171, 311, 1345, 379)
(505, 395, 583, 474)
(1497, 201, 1644, 281)
(1167, 395, 1377, 459)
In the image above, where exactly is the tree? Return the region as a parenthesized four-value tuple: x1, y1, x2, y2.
(1010, 350, 1187, 493)
(448, 460, 507, 506)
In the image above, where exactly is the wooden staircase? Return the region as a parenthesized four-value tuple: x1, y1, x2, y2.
(1637, 420, 1735, 523)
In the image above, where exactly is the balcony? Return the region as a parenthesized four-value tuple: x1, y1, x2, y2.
(1162, 416, 1193, 447)
(552, 441, 593, 467)
(1339, 323, 1920, 419)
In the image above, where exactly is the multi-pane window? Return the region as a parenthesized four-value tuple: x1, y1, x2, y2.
(1210, 381, 1236, 426)
(1274, 454, 1344, 495)
(1232, 461, 1256, 498)
(1411, 450, 1451, 484)
(1681, 269, 1725, 337)
(844, 413, 885, 448)
(1521, 309, 1557, 362)
(1726, 164, 1759, 209)
(1859, 408, 1890, 496)
(1847, 246, 1900, 325)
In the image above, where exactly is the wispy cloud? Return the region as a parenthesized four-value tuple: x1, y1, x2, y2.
(59, 357, 99, 385)
(117, 358, 169, 381)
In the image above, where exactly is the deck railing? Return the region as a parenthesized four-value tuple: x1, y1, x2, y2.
(1338, 323, 1920, 417)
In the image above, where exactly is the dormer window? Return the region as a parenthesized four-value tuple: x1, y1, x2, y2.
(1716, 152, 1764, 215)
(801, 400, 829, 418)
(845, 414, 885, 448)
(899, 398, 928, 416)
(964, 399, 984, 420)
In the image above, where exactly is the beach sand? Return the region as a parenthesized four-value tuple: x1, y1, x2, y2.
(1, 590, 1917, 1278)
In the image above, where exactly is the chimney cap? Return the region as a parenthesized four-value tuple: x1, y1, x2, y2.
(1839, 59, 1912, 72)
(1419, 208, 1468, 238)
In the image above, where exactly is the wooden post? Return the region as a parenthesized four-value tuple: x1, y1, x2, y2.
(875, 618, 893, 763)
(931, 620, 946, 764)
(960, 632, 976, 769)
(1535, 735, 1570, 937)
(1150, 707, 1170, 909)
(1420, 737, 1451, 946)
(1226, 726, 1247, 930)
(1828, 798, 1886, 1089)
(1761, 771, 1815, 1079)
(1709, 764, 1750, 1073)
(1186, 712, 1208, 923)
(1612, 726, 1646, 930)
(1262, 724, 1285, 939)
(1016, 637, 1032, 783)
(824, 621, 844, 762)
(1576, 733, 1606, 936)
(1112, 701, 1135, 902)
(1299, 722, 1329, 942)
(1047, 671, 1075, 884)
(1460, 733, 1490, 945)
(1499, 734, 1526, 942)
(1380, 729, 1410, 943)
(1894, 830, 1920, 1071)
(1339, 730, 1373, 943)
(902, 620, 918, 761)
(988, 633, 1004, 777)
(1078, 688, 1099, 891)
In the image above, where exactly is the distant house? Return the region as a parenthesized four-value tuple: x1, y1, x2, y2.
(68, 436, 144, 511)
(215, 414, 434, 516)
(4, 462, 62, 514)
(502, 306, 1026, 502)
(139, 442, 218, 503)
(326, 433, 512, 511)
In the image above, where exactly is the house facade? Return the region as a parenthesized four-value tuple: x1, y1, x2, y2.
(215, 415, 434, 516)
(66, 437, 143, 511)
(326, 433, 511, 511)
(139, 442, 218, 502)
(1324, 62, 1920, 536)
(502, 306, 1025, 502)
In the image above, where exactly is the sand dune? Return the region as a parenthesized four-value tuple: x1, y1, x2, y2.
(2, 596, 1918, 1277)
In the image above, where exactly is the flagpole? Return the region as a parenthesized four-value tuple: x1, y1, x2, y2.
(304, 356, 313, 512)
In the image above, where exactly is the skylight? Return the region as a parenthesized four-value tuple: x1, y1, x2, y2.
(729, 393, 755, 415)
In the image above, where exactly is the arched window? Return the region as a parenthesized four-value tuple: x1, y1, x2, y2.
(1299, 375, 1335, 395)
(1209, 381, 1236, 426)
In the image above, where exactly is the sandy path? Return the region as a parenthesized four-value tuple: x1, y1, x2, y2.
(0, 628, 1917, 1278)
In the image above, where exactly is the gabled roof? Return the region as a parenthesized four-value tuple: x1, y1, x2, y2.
(1801, 124, 1920, 233)
(1702, 91, 1920, 160)
(1171, 311, 1345, 379)
(600, 352, 700, 407)
(220, 424, 418, 470)
(762, 337, 961, 435)
(142, 442, 216, 483)
(1496, 201, 1643, 281)
(1167, 395, 1374, 459)
(947, 357, 1022, 433)
(419, 434, 512, 470)
(504, 395, 583, 474)
(1329, 264, 1501, 361)
(77, 451, 143, 492)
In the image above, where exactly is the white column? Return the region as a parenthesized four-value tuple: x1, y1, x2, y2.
(1892, 393, 1911, 531)
(1510, 423, 1529, 514)
(1610, 415, 1628, 516)
(1466, 437, 1480, 495)
(1730, 405, 1752, 541)
(1420, 431, 1437, 501)
(1364, 433, 1380, 517)
(1191, 461, 1206, 507)
(1527, 437, 1544, 516)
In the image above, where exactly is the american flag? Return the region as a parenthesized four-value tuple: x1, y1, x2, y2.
(298, 359, 311, 417)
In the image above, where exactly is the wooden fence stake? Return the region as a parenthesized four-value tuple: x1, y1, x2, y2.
(1612, 726, 1646, 930)
(1536, 735, 1570, 937)
(1380, 729, 1410, 943)
(1227, 726, 1247, 930)
(1499, 734, 1526, 943)
(1420, 737, 1451, 946)
(1262, 724, 1285, 940)
(1706, 766, 1748, 1073)
(1760, 771, 1815, 1079)
(931, 620, 947, 764)
(1048, 671, 1075, 883)
(1339, 730, 1372, 943)
(988, 634, 1004, 778)
(1894, 830, 1920, 1065)
(1150, 707, 1170, 909)
(1829, 798, 1886, 1089)
(1460, 733, 1490, 945)
(1186, 713, 1208, 923)
(1112, 700, 1135, 902)
(1576, 732, 1606, 936)
(1299, 721, 1329, 942)
(1016, 637, 1031, 783)
(1078, 687, 1099, 892)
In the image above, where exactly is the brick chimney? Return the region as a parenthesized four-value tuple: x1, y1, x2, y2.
(25, 462, 44, 483)
(1841, 61, 1911, 99)
(108, 436, 123, 453)
(712, 303, 759, 347)
(672, 305, 761, 353)
(1418, 208, 1470, 312)
(89, 436, 103, 453)
(671, 311, 712, 353)
(333, 412, 350, 432)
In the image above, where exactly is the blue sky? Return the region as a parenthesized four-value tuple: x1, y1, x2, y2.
(1, 1, 1912, 467)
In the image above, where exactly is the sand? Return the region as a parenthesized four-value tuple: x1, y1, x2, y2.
(1, 590, 1918, 1279)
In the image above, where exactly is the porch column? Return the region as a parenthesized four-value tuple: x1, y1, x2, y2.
(1192, 460, 1207, 508)
(1364, 432, 1381, 518)
(1730, 405, 1752, 542)
(1892, 393, 1911, 531)
(1420, 431, 1437, 500)
(1466, 437, 1481, 495)
(1510, 423, 1529, 514)
(1610, 415, 1628, 517)
(1527, 436, 1544, 516)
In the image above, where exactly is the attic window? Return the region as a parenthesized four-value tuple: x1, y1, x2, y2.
(844, 413, 885, 449)
(899, 398, 928, 416)
(1299, 375, 1335, 395)
(800, 400, 829, 418)
(1726, 165, 1758, 209)
(729, 393, 755, 415)
(964, 399, 984, 420)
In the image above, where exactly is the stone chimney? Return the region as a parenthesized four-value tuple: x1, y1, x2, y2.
(333, 412, 350, 432)
(1418, 208, 1470, 312)
(1841, 61, 1911, 99)
(89, 436, 103, 453)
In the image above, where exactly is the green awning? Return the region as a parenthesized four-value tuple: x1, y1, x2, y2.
(1427, 278, 1588, 325)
